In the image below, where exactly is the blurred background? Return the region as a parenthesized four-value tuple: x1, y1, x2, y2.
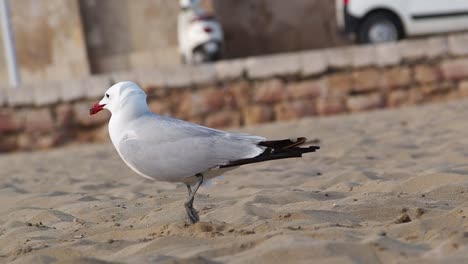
(0, 0, 348, 84)
(0, 0, 468, 151)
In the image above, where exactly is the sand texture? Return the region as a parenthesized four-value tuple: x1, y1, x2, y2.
(1, 100, 468, 263)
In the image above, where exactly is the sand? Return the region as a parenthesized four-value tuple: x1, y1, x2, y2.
(1, 100, 468, 264)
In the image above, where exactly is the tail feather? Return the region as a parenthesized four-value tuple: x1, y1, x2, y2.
(219, 137, 320, 168)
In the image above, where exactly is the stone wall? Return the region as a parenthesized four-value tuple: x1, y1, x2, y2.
(1, 33, 468, 152)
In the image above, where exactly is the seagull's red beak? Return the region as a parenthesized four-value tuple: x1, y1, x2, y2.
(89, 102, 106, 115)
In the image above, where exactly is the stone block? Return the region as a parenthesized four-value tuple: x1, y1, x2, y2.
(0, 86, 6, 107)
(0, 110, 24, 133)
(148, 99, 173, 116)
(381, 67, 412, 90)
(351, 45, 377, 68)
(94, 124, 110, 142)
(33, 81, 61, 106)
(197, 87, 227, 115)
(398, 39, 427, 62)
(300, 50, 327, 77)
(173, 90, 192, 118)
(444, 90, 461, 101)
(215, 59, 245, 80)
(85, 75, 112, 99)
(286, 79, 325, 100)
(246, 53, 301, 79)
(74, 101, 110, 127)
(137, 68, 166, 90)
(24, 108, 54, 134)
(458, 81, 468, 97)
(448, 33, 468, 56)
(226, 81, 251, 109)
(418, 84, 436, 96)
(414, 65, 441, 84)
(387, 90, 409, 107)
(164, 66, 192, 88)
(440, 58, 468, 81)
(274, 100, 315, 121)
(75, 129, 93, 143)
(419, 82, 453, 96)
(76, 125, 108, 143)
(426, 36, 449, 59)
(147, 87, 170, 100)
(17, 133, 33, 151)
(408, 88, 424, 104)
(36, 135, 59, 150)
(60, 79, 85, 102)
(191, 64, 217, 85)
(325, 73, 352, 97)
(253, 79, 286, 104)
(205, 111, 241, 128)
(55, 104, 75, 128)
(346, 93, 383, 112)
(7, 84, 34, 106)
(174, 87, 227, 117)
(398, 37, 448, 62)
(325, 47, 352, 69)
(352, 68, 380, 92)
(316, 98, 346, 115)
(243, 105, 274, 125)
(376, 43, 401, 66)
(0, 135, 17, 152)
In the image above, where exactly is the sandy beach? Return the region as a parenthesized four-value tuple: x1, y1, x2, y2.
(1, 100, 468, 264)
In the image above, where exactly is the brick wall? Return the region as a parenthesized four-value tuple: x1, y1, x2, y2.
(1, 33, 468, 151)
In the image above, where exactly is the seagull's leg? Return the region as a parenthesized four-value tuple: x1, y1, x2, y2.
(185, 184, 193, 207)
(186, 184, 192, 196)
(184, 174, 203, 224)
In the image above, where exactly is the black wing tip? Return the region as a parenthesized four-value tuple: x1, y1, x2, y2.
(307, 145, 320, 151)
(298, 145, 320, 155)
(296, 137, 307, 142)
(219, 144, 320, 169)
(258, 137, 314, 150)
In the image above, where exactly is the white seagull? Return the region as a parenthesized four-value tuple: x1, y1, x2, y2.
(90, 81, 320, 223)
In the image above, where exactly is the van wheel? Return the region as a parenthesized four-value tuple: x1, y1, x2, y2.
(357, 12, 403, 44)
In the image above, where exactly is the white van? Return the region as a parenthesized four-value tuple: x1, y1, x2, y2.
(336, 0, 468, 44)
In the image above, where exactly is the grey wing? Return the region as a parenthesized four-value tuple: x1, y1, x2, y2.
(117, 116, 265, 181)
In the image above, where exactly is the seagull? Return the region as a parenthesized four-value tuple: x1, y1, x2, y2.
(89, 81, 320, 224)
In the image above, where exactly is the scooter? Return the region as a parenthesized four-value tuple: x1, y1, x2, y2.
(178, 0, 223, 64)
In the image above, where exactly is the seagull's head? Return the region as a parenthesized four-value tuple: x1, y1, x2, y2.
(89, 81, 147, 115)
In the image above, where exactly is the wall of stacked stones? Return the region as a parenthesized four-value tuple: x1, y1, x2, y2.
(1, 33, 468, 152)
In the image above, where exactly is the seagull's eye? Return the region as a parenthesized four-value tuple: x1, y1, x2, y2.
(106, 93, 110, 99)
